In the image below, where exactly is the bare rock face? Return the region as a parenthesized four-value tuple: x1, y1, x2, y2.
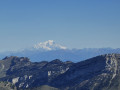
(0, 81, 17, 90)
(51, 54, 120, 90)
(0, 54, 120, 90)
(0, 56, 73, 89)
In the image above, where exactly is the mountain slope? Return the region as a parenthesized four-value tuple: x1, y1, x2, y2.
(51, 54, 120, 90)
(0, 81, 17, 90)
(28, 85, 58, 90)
(0, 54, 120, 90)
(0, 56, 73, 89)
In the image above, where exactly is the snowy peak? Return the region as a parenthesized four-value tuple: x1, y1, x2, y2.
(34, 40, 67, 51)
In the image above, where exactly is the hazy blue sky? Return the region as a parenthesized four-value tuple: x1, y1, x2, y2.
(0, 0, 120, 52)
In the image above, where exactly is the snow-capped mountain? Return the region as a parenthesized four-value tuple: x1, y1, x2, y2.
(33, 40, 67, 51)
(0, 40, 120, 62)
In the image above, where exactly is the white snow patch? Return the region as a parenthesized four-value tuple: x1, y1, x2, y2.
(34, 40, 67, 50)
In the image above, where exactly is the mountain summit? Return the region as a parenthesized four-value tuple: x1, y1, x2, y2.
(0, 40, 120, 62)
(33, 40, 67, 51)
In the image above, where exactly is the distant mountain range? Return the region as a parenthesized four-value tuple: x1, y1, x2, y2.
(0, 54, 120, 90)
(0, 40, 120, 62)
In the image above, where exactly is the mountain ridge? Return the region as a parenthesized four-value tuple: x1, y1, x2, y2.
(0, 40, 120, 62)
(0, 54, 120, 90)
(33, 40, 67, 51)
(1, 47, 120, 62)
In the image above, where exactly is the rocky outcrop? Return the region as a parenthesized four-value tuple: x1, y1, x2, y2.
(0, 56, 73, 89)
(0, 81, 17, 90)
(0, 54, 120, 90)
(51, 54, 120, 90)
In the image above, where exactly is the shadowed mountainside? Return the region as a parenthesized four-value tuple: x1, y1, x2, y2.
(0, 54, 120, 90)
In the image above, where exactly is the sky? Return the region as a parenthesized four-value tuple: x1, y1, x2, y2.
(0, 0, 120, 52)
